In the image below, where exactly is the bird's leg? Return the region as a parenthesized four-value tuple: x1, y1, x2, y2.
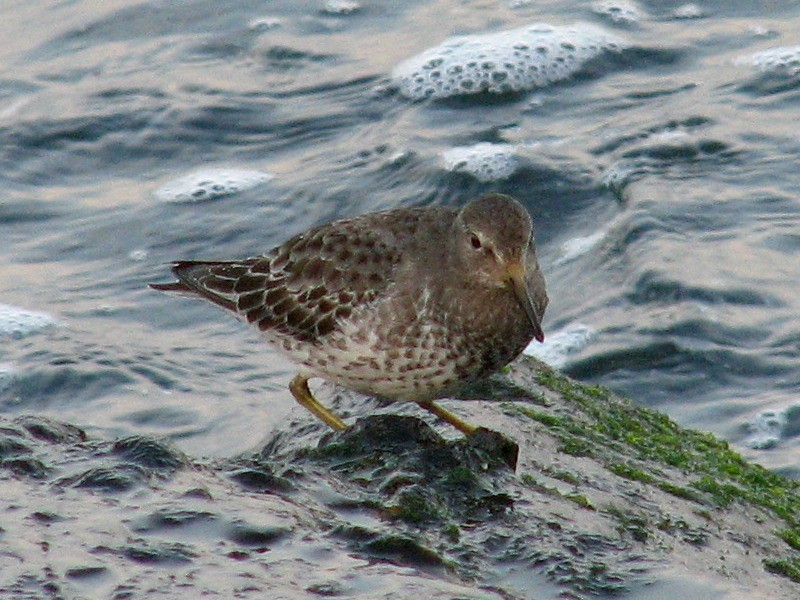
(417, 400, 478, 435)
(289, 374, 347, 430)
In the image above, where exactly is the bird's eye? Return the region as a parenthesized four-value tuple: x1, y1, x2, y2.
(470, 233, 482, 250)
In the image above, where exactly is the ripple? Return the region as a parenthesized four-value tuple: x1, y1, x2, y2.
(2, 366, 135, 409)
(0, 363, 15, 393)
(626, 271, 775, 307)
(556, 215, 626, 265)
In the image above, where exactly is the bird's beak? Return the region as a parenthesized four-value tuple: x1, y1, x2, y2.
(507, 263, 545, 343)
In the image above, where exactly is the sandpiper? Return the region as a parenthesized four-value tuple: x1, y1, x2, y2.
(151, 193, 548, 434)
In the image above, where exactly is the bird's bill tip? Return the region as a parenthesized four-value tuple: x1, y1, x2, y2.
(507, 266, 545, 343)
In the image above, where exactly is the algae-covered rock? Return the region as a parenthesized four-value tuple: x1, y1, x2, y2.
(2, 357, 799, 598)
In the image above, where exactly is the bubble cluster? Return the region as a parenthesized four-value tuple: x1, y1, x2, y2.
(248, 16, 283, 31)
(392, 23, 627, 100)
(602, 160, 641, 195)
(154, 168, 274, 203)
(321, 0, 359, 15)
(0, 303, 58, 339)
(591, 1, 642, 26)
(672, 4, 705, 19)
(744, 409, 787, 450)
(441, 143, 521, 182)
(128, 249, 149, 262)
(744, 46, 800, 77)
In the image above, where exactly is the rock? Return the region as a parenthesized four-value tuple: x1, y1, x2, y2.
(2, 358, 799, 598)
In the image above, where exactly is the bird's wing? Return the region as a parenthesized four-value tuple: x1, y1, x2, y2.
(150, 213, 414, 343)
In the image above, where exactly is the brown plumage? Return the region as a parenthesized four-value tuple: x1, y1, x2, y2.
(151, 193, 548, 434)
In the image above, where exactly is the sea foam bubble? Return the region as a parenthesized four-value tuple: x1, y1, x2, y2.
(744, 408, 788, 450)
(154, 168, 274, 203)
(441, 143, 521, 182)
(672, 4, 705, 19)
(321, 0, 360, 14)
(591, 1, 643, 26)
(392, 23, 627, 100)
(741, 46, 800, 78)
(0, 303, 58, 340)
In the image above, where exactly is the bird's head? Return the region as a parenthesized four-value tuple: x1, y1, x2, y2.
(454, 194, 547, 342)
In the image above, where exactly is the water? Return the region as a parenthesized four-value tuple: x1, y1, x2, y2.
(3, 0, 799, 461)
(2, 0, 800, 593)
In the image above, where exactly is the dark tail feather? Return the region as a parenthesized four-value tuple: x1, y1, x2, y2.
(150, 261, 221, 293)
(149, 281, 190, 293)
(150, 261, 240, 312)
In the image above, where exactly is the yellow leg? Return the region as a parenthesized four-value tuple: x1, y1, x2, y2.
(289, 374, 347, 430)
(417, 400, 478, 435)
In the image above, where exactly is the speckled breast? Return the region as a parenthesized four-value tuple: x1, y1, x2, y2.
(278, 283, 537, 402)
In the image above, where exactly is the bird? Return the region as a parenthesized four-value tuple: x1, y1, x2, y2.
(150, 193, 548, 435)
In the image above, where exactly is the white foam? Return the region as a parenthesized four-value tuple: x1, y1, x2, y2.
(154, 168, 274, 203)
(392, 23, 627, 100)
(128, 249, 149, 262)
(740, 46, 800, 77)
(602, 160, 636, 193)
(744, 408, 787, 450)
(321, 0, 360, 14)
(248, 16, 283, 31)
(748, 26, 779, 39)
(591, 1, 642, 26)
(441, 143, 521, 182)
(672, 4, 705, 19)
(523, 323, 595, 369)
(0, 303, 58, 339)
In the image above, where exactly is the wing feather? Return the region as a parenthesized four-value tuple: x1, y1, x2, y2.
(149, 210, 423, 343)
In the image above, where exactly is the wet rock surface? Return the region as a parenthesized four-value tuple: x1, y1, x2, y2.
(2, 357, 800, 599)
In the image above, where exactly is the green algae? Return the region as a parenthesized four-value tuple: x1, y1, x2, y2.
(777, 529, 800, 551)
(4, 355, 796, 599)
(604, 505, 650, 543)
(607, 462, 657, 483)
(765, 558, 800, 583)
(654, 516, 708, 546)
(362, 534, 447, 568)
(518, 362, 800, 586)
(564, 492, 594, 510)
(547, 469, 580, 485)
(442, 465, 478, 486)
(657, 481, 702, 502)
(251, 360, 800, 593)
(388, 488, 445, 523)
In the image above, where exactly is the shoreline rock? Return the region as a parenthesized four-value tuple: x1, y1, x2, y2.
(1, 356, 799, 598)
